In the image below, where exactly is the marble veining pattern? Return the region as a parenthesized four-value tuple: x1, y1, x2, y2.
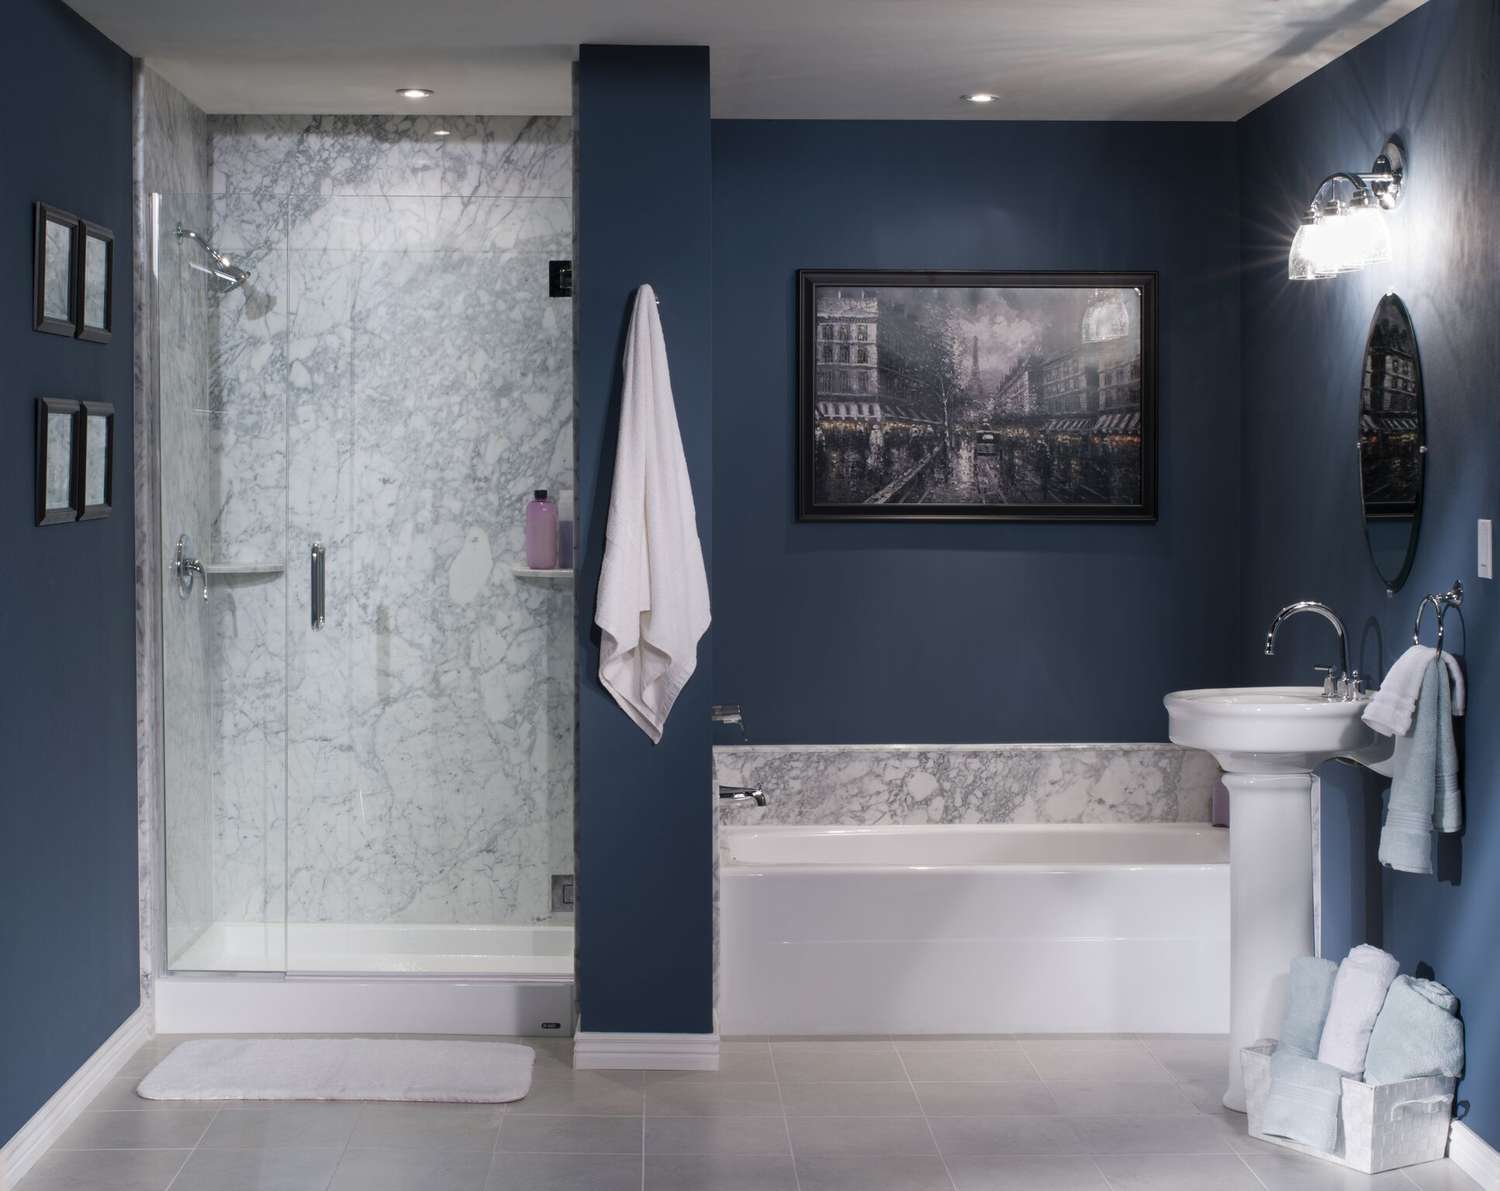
(210, 114, 570, 200)
(205, 115, 575, 932)
(713, 743, 1220, 826)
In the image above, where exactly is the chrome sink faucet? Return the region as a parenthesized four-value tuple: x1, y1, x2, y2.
(1264, 601, 1362, 700)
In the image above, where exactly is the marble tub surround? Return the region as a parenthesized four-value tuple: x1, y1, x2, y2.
(713, 743, 1219, 826)
(189, 114, 576, 939)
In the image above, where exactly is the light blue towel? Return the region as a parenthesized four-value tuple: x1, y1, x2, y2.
(1279, 956, 1338, 1057)
(1263, 1048, 1344, 1152)
(1379, 658, 1461, 875)
(1364, 975, 1465, 1084)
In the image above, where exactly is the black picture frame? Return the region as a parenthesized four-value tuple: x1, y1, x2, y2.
(77, 401, 115, 521)
(34, 203, 81, 337)
(77, 221, 114, 344)
(36, 398, 81, 526)
(797, 269, 1159, 522)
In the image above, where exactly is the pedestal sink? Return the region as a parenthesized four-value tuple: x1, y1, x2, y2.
(1164, 686, 1391, 1111)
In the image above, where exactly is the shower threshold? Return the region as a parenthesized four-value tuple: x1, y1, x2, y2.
(156, 922, 575, 1037)
(170, 920, 574, 977)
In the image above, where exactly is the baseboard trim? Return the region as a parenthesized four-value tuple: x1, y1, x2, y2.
(573, 1027, 720, 1071)
(0, 1007, 150, 1190)
(1450, 1120, 1500, 1189)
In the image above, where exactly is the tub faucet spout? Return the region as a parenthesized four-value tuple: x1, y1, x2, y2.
(1264, 600, 1361, 700)
(719, 785, 767, 808)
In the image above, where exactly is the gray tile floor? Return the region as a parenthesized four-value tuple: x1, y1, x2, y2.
(16, 1034, 1481, 1191)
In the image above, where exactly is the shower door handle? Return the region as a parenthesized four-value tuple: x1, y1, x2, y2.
(310, 542, 326, 630)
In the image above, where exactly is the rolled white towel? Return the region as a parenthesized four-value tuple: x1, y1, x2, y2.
(1316, 945, 1401, 1077)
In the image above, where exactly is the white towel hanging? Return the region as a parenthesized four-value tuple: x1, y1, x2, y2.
(594, 284, 710, 743)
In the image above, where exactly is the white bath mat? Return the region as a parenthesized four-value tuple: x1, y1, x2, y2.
(137, 1038, 535, 1103)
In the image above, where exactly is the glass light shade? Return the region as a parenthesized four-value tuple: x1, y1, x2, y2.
(1289, 202, 1391, 281)
(1288, 220, 1323, 280)
(1342, 204, 1392, 268)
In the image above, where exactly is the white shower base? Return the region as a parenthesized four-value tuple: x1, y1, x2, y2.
(157, 922, 575, 1037)
(171, 921, 573, 977)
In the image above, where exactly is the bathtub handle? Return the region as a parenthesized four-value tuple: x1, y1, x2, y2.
(719, 785, 767, 808)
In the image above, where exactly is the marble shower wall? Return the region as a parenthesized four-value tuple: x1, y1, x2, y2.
(135, 66, 214, 970)
(713, 743, 1220, 826)
(207, 115, 575, 928)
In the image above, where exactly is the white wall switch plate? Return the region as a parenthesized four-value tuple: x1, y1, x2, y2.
(1479, 519, 1493, 579)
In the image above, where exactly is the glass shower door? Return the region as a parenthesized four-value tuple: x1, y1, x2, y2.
(158, 176, 576, 979)
(279, 192, 575, 976)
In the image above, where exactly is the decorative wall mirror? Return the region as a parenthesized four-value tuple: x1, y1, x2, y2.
(79, 401, 115, 520)
(1358, 293, 1424, 593)
(36, 398, 80, 525)
(78, 222, 114, 343)
(34, 204, 80, 336)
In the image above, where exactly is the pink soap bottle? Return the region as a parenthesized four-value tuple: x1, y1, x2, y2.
(526, 489, 559, 570)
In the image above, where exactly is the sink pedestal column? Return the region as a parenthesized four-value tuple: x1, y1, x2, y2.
(1222, 771, 1315, 1112)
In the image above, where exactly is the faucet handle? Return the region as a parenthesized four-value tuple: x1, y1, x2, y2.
(1313, 666, 1339, 699)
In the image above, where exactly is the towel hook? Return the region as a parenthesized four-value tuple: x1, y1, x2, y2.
(1412, 580, 1463, 652)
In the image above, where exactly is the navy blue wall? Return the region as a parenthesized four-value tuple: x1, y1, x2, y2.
(711, 121, 1242, 744)
(574, 46, 715, 1034)
(0, 0, 137, 1143)
(1238, 0, 1500, 1146)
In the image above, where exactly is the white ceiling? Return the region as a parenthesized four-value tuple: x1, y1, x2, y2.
(66, 0, 1426, 120)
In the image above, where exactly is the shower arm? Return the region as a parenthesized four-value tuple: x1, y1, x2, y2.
(175, 223, 250, 289)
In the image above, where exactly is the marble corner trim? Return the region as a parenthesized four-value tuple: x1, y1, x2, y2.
(712, 743, 1220, 826)
(134, 62, 212, 1003)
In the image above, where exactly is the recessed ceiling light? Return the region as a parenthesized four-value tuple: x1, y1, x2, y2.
(963, 92, 999, 104)
(396, 87, 434, 100)
(433, 128, 452, 137)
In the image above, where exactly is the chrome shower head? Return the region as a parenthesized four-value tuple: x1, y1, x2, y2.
(176, 223, 251, 292)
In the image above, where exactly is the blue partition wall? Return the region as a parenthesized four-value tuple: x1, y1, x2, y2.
(573, 45, 716, 1035)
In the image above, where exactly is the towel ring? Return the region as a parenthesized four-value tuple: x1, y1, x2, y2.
(1412, 580, 1463, 652)
(1412, 596, 1445, 648)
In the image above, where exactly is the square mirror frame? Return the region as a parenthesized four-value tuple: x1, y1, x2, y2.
(77, 222, 114, 343)
(78, 401, 115, 520)
(34, 203, 80, 337)
(36, 398, 81, 526)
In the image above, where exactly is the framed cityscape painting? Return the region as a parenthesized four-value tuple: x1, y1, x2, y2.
(797, 270, 1158, 522)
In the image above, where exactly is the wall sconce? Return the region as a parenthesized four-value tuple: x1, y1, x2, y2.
(1288, 139, 1405, 281)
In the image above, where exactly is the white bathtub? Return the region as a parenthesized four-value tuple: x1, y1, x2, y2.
(719, 823, 1229, 1036)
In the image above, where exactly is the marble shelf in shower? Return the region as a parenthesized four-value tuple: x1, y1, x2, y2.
(203, 561, 286, 576)
(510, 564, 574, 580)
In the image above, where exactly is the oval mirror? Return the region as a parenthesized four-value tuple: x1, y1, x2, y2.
(1359, 293, 1425, 593)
